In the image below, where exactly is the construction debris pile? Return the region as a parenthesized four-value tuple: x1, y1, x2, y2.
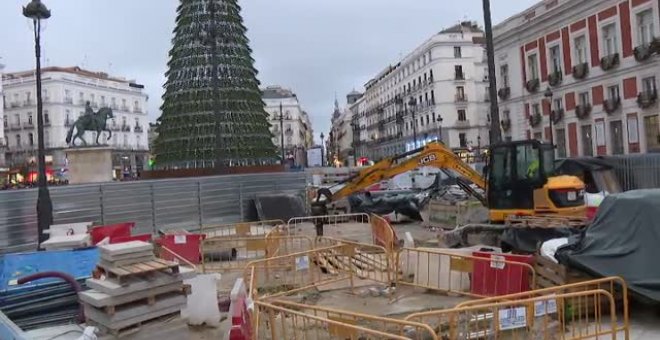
(80, 241, 190, 336)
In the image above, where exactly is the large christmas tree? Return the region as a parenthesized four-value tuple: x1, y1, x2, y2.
(154, 0, 277, 169)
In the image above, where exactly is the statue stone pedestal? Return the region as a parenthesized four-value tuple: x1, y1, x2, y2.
(66, 147, 113, 184)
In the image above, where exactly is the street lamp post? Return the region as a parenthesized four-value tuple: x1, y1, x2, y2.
(23, 0, 52, 249)
(544, 87, 554, 147)
(320, 133, 324, 167)
(483, 0, 502, 145)
(408, 97, 417, 148)
(278, 102, 285, 164)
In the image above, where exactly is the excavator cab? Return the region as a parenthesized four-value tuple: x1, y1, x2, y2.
(486, 140, 585, 222)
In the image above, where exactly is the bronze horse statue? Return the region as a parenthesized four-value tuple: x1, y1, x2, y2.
(65, 107, 114, 146)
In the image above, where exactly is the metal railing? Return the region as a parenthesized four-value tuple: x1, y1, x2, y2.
(0, 172, 307, 253)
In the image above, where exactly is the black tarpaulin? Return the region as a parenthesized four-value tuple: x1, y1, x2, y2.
(254, 194, 306, 222)
(500, 227, 580, 253)
(556, 189, 660, 303)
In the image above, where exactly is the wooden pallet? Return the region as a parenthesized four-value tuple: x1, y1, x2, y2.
(101, 284, 192, 316)
(506, 215, 588, 229)
(87, 309, 182, 337)
(95, 258, 180, 283)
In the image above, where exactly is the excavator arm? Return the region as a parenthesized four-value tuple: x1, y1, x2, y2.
(317, 142, 487, 204)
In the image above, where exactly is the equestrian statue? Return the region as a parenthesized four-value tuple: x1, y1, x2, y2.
(65, 101, 114, 146)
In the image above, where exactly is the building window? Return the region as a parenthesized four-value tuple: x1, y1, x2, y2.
(459, 133, 467, 147)
(642, 76, 656, 94)
(607, 85, 620, 100)
(581, 125, 593, 156)
(549, 45, 561, 73)
(644, 115, 660, 151)
(579, 92, 590, 106)
(64, 89, 71, 100)
(28, 114, 33, 125)
(28, 133, 34, 146)
(2, 116, 6, 128)
(574, 35, 588, 64)
(527, 53, 539, 80)
(602, 23, 618, 56)
(556, 128, 567, 158)
(122, 116, 127, 127)
(101, 96, 106, 106)
(420, 116, 424, 126)
(532, 103, 540, 116)
(595, 120, 606, 147)
(454, 46, 462, 58)
(628, 115, 639, 144)
(123, 134, 128, 146)
(44, 111, 49, 124)
(456, 86, 465, 100)
(455, 65, 464, 79)
(553, 98, 563, 111)
(610, 120, 624, 154)
(500, 64, 509, 87)
(426, 115, 429, 125)
(16, 135, 21, 147)
(458, 109, 467, 121)
(14, 114, 20, 125)
(637, 9, 654, 46)
(44, 130, 50, 146)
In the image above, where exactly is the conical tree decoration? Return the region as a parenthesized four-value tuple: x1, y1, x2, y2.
(154, 0, 277, 169)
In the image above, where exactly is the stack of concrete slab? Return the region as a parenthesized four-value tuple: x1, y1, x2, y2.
(79, 241, 191, 336)
(40, 222, 93, 250)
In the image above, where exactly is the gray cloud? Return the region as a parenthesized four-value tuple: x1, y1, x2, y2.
(1, 0, 536, 144)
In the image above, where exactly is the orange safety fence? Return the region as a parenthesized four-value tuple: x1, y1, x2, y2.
(244, 244, 357, 300)
(370, 213, 399, 254)
(285, 213, 371, 236)
(404, 289, 623, 340)
(456, 276, 630, 339)
(199, 219, 285, 238)
(254, 299, 439, 340)
(315, 237, 394, 285)
(200, 234, 314, 274)
(396, 247, 537, 298)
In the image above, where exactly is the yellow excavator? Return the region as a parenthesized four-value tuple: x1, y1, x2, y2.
(313, 140, 586, 224)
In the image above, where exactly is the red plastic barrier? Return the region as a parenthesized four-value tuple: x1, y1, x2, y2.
(89, 222, 134, 244)
(471, 252, 534, 297)
(156, 234, 206, 264)
(111, 233, 152, 244)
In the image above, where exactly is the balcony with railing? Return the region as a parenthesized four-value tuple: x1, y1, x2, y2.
(44, 117, 51, 126)
(121, 105, 130, 112)
(638, 88, 658, 109)
(455, 119, 471, 128)
(133, 107, 143, 114)
(110, 123, 120, 131)
(23, 121, 34, 130)
(78, 99, 86, 106)
(10, 122, 22, 130)
(23, 99, 34, 107)
(604, 97, 621, 114)
(64, 97, 73, 104)
(10, 102, 21, 108)
(121, 124, 131, 132)
(134, 125, 144, 133)
(454, 72, 465, 81)
(64, 119, 73, 127)
(111, 103, 119, 110)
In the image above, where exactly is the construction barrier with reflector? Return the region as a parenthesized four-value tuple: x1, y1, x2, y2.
(404, 289, 624, 339)
(201, 233, 314, 274)
(200, 219, 285, 239)
(253, 300, 439, 340)
(396, 247, 537, 298)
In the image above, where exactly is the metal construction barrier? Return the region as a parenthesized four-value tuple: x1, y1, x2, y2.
(285, 213, 370, 236)
(253, 299, 439, 340)
(201, 233, 313, 274)
(370, 214, 399, 255)
(456, 276, 630, 339)
(200, 219, 285, 239)
(404, 289, 622, 340)
(315, 237, 394, 285)
(396, 247, 537, 298)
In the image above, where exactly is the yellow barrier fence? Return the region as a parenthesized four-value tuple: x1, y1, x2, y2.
(456, 276, 630, 339)
(199, 219, 285, 238)
(370, 213, 399, 255)
(200, 234, 313, 274)
(254, 299, 439, 340)
(315, 237, 394, 285)
(244, 244, 356, 300)
(396, 247, 537, 298)
(285, 213, 371, 237)
(405, 289, 622, 339)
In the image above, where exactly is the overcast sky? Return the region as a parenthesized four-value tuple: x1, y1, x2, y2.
(0, 0, 537, 144)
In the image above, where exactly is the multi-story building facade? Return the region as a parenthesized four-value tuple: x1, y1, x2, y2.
(261, 85, 314, 166)
(352, 21, 491, 162)
(328, 95, 356, 166)
(494, 0, 660, 157)
(2, 66, 149, 179)
(0, 62, 5, 169)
